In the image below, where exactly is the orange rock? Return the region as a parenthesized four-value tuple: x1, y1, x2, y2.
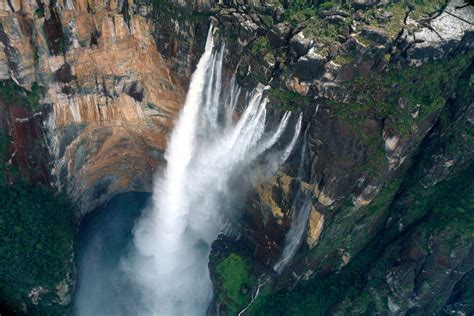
(0, 1, 185, 215)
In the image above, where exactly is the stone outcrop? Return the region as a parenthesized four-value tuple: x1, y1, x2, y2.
(306, 207, 324, 248)
(401, 0, 474, 66)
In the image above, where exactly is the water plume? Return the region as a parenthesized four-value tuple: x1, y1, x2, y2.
(273, 116, 313, 275)
(126, 26, 301, 315)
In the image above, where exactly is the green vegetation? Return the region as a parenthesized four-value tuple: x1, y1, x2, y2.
(0, 128, 10, 186)
(333, 51, 356, 66)
(0, 183, 75, 315)
(320, 1, 337, 10)
(121, 0, 131, 27)
(302, 17, 348, 46)
(345, 162, 474, 314)
(332, 52, 472, 137)
(321, 52, 472, 176)
(404, 0, 447, 19)
(251, 61, 473, 313)
(268, 88, 312, 112)
(286, 1, 318, 27)
(268, 0, 447, 41)
(35, 6, 45, 18)
(423, 164, 474, 239)
(0, 80, 43, 111)
(0, 78, 74, 314)
(251, 37, 272, 57)
(325, 97, 389, 174)
(215, 253, 256, 315)
(251, 240, 380, 315)
(351, 0, 446, 37)
(260, 14, 274, 28)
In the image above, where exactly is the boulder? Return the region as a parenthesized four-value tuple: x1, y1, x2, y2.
(360, 26, 390, 44)
(404, 0, 474, 66)
(294, 48, 326, 81)
(268, 30, 285, 47)
(290, 31, 313, 58)
(352, 0, 380, 9)
(324, 15, 347, 25)
(274, 22, 291, 38)
(267, 23, 290, 47)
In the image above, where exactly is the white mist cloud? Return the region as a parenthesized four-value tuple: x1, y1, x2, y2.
(122, 26, 302, 315)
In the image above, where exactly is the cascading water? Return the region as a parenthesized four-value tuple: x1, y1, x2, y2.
(273, 108, 317, 275)
(126, 26, 302, 315)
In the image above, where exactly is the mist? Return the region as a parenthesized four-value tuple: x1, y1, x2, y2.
(75, 26, 301, 315)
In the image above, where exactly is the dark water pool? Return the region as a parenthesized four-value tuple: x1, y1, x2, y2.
(72, 192, 151, 316)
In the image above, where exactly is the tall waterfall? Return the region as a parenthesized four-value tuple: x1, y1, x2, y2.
(127, 26, 302, 315)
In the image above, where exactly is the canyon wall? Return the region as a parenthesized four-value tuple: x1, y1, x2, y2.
(1, 0, 186, 215)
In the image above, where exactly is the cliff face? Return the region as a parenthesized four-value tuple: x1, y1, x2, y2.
(203, 0, 473, 314)
(1, 0, 186, 215)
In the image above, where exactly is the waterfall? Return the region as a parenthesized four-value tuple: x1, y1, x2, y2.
(273, 111, 315, 274)
(126, 26, 302, 315)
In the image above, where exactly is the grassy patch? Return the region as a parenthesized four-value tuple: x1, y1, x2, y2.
(215, 253, 256, 315)
(268, 88, 312, 112)
(333, 51, 357, 66)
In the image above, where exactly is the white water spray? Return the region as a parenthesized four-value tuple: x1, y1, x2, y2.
(273, 109, 316, 274)
(127, 26, 301, 315)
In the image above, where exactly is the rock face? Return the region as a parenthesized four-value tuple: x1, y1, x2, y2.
(1, 0, 186, 215)
(402, 0, 474, 66)
(203, 0, 473, 314)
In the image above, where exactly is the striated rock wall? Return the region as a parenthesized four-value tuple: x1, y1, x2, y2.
(1, 0, 186, 215)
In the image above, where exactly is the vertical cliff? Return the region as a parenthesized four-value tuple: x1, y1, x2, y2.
(0, 0, 193, 312)
(203, 0, 473, 314)
(1, 0, 188, 216)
